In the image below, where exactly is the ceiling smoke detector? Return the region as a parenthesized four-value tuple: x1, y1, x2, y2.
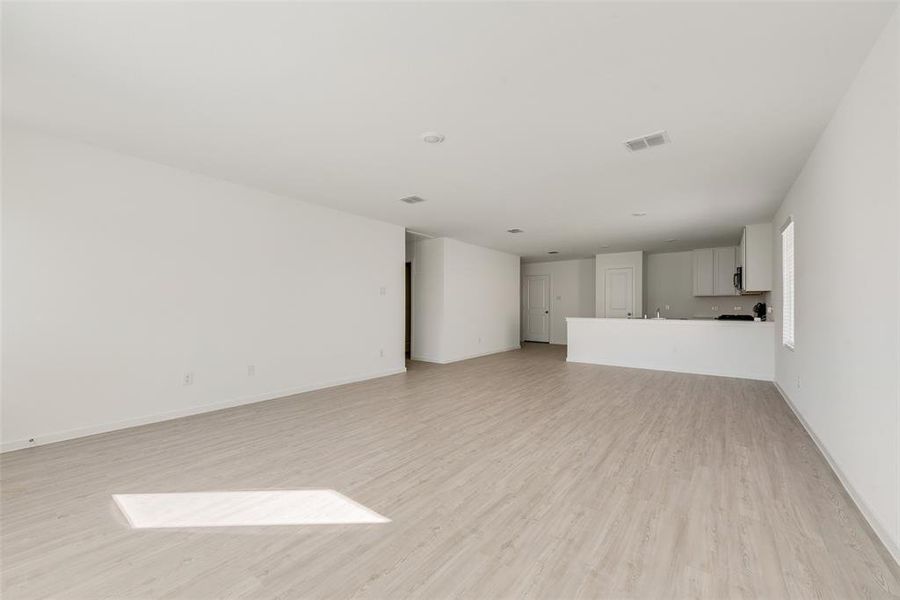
(400, 195, 426, 204)
(421, 132, 445, 144)
(624, 130, 670, 152)
(507, 228, 524, 234)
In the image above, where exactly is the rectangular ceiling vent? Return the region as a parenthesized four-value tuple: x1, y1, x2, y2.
(624, 130, 670, 152)
(400, 195, 426, 204)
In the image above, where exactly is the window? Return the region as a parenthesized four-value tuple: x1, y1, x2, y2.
(781, 218, 795, 349)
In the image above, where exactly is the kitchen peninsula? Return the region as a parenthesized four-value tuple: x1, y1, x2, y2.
(566, 317, 774, 380)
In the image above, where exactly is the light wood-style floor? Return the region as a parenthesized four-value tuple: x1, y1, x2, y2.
(2, 344, 898, 599)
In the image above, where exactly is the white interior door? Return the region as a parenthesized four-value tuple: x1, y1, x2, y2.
(523, 275, 550, 342)
(604, 267, 634, 318)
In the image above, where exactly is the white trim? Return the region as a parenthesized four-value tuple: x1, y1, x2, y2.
(774, 382, 900, 566)
(0, 367, 407, 453)
(410, 353, 446, 363)
(412, 345, 521, 365)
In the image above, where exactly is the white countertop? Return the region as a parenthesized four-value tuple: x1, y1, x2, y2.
(567, 317, 773, 326)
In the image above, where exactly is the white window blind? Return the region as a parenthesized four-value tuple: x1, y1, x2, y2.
(782, 219, 795, 348)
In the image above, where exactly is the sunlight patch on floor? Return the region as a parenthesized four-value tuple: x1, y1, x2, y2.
(113, 490, 390, 528)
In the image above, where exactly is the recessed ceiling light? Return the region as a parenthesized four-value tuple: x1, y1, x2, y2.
(400, 195, 426, 204)
(665, 238, 678, 243)
(547, 251, 559, 254)
(631, 212, 647, 217)
(507, 228, 524, 234)
(421, 132, 445, 144)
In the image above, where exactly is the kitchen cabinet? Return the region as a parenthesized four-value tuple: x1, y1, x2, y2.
(714, 246, 736, 295)
(692, 249, 715, 296)
(739, 224, 773, 292)
(693, 246, 737, 296)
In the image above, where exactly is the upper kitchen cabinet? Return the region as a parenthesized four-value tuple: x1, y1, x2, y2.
(693, 246, 737, 296)
(714, 246, 736, 295)
(693, 248, 715, 296)
(739, 224, 773, 293)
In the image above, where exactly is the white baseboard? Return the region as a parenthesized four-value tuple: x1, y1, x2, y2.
(0, 366, 407, 453)
(412, 345, 521, 365)
(774, 382, 900, 566)
(409, 355, 444, 363)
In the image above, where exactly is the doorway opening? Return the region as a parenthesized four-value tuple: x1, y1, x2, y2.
(405, 261, 412, 358)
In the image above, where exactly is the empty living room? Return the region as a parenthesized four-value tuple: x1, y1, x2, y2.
(2, 1, 899, 598)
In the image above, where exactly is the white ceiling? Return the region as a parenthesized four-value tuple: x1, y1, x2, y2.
(3, 2, 895, 262)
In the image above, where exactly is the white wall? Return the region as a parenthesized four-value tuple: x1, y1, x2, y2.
(645, 251, 766, 319)
(595, 251, 643, 318)
(443, 239, 521, 361)
(412, 238, 520, 363)
(771, 11, 899, 561)
(1, 127, 406, 451)
(410, 238, 444, 362)
(521, 259, 595, 344)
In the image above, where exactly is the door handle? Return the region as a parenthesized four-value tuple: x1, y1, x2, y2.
(545, 310, 549, 314)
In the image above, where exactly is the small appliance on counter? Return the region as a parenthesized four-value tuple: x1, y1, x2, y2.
(753, 302, 767, 321)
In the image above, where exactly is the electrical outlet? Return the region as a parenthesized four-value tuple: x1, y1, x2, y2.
(664, 305, 670, 311)
(247, 365, 256, 376)
(796, 376, 801, 390)
(379, 286, 387, 296)
(183, 372, 194, 386)
(712, 305, 719, 311)
(478, 336, 482, 344)
(379, 348, 384, 358)
(733, 306, 742, 311)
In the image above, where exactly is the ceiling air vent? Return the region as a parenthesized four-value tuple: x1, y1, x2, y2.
(624, 130, 670, 152)
(400, 195, 426, 204)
